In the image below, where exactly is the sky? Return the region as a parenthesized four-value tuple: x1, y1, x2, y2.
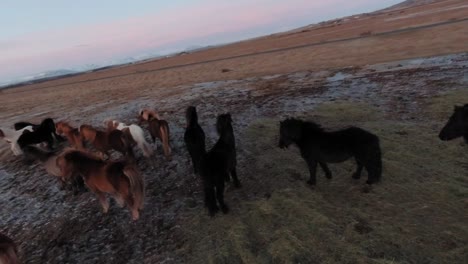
(0, 0, 403, 84)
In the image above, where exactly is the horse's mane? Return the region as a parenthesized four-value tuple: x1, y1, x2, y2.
(283, 118, 323, 132)
(64, 149, 104, 164)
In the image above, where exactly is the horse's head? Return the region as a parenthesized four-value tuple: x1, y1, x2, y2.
(216, 113, 233, 134)
(279, 118, 302, 149)
(42, 118, 56, 132)
(79, 125, 96, 142)
(185, 106, 198, 127)
(439, 104, 468, 141)
(56, 121, 68, 135)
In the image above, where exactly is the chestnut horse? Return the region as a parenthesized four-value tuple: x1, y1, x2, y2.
(55, 121, 84, 150)
(147, 116, 171, 159)
(107, 120, 153, 158)
(0, 232, 18, 264)
(57, 149, 145, 220)
(79, 124, 134, 160)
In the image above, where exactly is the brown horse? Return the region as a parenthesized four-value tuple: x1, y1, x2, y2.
(0, 232, 18, 264)
(79, 124, 134, 160)
(56, 121, 84, 149)
(147, 117, 171, 159)
(57, 149, 145, 220)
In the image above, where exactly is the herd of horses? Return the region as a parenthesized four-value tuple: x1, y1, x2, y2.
(0, 103, 466, 263)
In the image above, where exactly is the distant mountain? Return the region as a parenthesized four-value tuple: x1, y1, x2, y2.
(385, 0, 438, 10)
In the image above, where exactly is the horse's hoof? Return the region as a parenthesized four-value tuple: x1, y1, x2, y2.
(306, 180, 316, 186)
(325, 174, 332, 179)
(221, 205, 229, 214)
(234, 181, 242, 188)
(365, 180, 375, 185)
(352, 174, 361, 180)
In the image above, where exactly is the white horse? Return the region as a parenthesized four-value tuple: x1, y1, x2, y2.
(107, 120, 153, 158)
(0, 126, 33, 156)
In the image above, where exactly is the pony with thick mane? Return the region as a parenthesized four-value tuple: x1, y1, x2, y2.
(55, 121, 84, 150)
(199, 113, 240, 216)
(0, 232, 18, 264)
(107, 120, 153, 158)
(439, 104, 468, 142)
(147, 116, 171, 159)
(279, 118, 382, 185)
(79, 124, 134, 160)
(57, 149, 145, 220)
(16, 118, 58, 151)
(184, 106, 206, 174)
(0, 126, 33, 155)
(22, 146, 86, 193)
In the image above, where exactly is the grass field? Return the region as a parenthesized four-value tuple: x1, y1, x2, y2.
(180, 90, 468, 264)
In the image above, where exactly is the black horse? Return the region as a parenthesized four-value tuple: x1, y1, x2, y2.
(439, 104, 468, 143)
(17, 118, 59, 150)
(199, 113, 241, 216)
(15, 118, 65, 142)
(279, 118, 382, 185)
(184, 106, 206, 174)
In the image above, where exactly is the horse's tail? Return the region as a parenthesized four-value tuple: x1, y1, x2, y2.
(0, 246, 18, 264)
(123, 165, 145, 211)
(119, 130, 135, 161)
(159, 122, 171, 158)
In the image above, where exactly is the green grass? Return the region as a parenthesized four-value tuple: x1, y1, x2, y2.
(179, 95, 468, 264)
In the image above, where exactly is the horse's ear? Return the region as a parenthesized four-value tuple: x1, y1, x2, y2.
(0, 129, 4, 138)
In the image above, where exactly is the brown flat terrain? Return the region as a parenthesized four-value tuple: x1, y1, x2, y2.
(0, 0, 467, 263)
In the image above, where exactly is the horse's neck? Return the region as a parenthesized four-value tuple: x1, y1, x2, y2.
(219, 129, 235, 145)
(464, 133, 468, 143)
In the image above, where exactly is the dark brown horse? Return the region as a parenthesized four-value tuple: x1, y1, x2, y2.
(56, 121, 84, 150)
(439, 104, 468, 142)
(0, 232, 18, 264)
(57, 150, 145, 220)
(147, 117, 172, 159)
(279, 118, 382, 185)
(79, 124, 134, 160)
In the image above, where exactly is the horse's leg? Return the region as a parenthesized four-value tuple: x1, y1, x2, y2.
(230, 167, 241, 188)
(352, 159, 363, 179)
(319, 162, 332, 179)
(305, 158, 318, 185)
(204, 185, 218, 216)
(216, 179, 229, 214)
(113, 193, 125, 208)
(96, 192, 110, 213)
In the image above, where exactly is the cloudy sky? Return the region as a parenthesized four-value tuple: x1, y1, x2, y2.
(0, 0, 403, 83)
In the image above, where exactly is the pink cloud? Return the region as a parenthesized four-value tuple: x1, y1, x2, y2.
(0, 0, 395, 81)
